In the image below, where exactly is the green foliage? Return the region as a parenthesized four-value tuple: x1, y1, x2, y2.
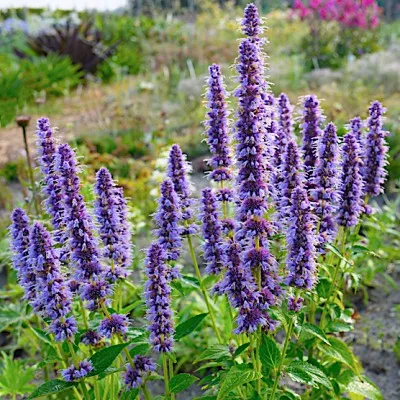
(169, 373, 198, 393)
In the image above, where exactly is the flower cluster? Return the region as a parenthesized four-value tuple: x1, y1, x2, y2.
(62, 360, 93, 382)
(124, 356, 156, 389)
(293, 0, 380, 29)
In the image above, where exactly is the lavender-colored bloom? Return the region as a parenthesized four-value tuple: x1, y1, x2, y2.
(98, 314, 129, 338)
(56, 144, 108, 309)
(144, 243, 174, 353)
(310, 123, 340, 247)
(10, 209, 36, 302)
(50, 317, 78, 342)
(62, 360, 93, 382)
(81, 330, 102, 346)
(288, 296, 304, 312)
(200, 188, 224, 275)
(94, 167, 132, 278)
(363, 101, 389, 197)
(242, 3, 263, 38)
(350, 117, 364, 147)
(285, 187, 316, 290)
(301, 95, 323, 186)
(154, 178, 182, 262)
(36, 117, 65, 242)
(81, 279, 113, 311)
(279, 140, 304, 221)
(167, 144, 195, 233)
(123, 356, 156, 389)
(205, 64, 233, 188)
(114, 187, 132, 265)
(337, 132, 364, 227)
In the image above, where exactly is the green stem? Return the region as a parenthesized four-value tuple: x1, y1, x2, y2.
(169, 358, 175, 400)
(187, 235, 223, 343)
(79, 299, 89, 331)
(269, 318, 294, 400)
(142, 384, 152, 400)
(162, 354, 170, 399)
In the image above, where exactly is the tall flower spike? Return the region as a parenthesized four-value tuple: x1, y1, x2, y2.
(301, 95, 323, 187)
(94, 167, 132, 280)
(154, 178, 182, 262)
(10, 208, 36, 303)
(337, 131, 364, 227)
(124, 356, 156, 390)
(200, 188, 224, 275)
(285, 187, 316, 290)
(36, 117, 66, 243)
(278, 139, 304, 222)
(29, 222, 77, 341)
(144, 243, 175, 353)
(242, 3, 263, 38)
(167, 144, 196, 236)
(363, 101, 389, 198)
(56, 144, 109, 310)
(310, 123, 340, 248)
(205, 64, 233, 202)
(350, 117, 364, 148)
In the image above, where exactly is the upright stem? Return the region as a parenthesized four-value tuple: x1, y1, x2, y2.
(187, 235, 223, 344)
(162, 354, 170, 399)
(142, 384, 152, 400)
(21, 126, 39, 215)
(269, 318, 294, 400)
(169, 358, 175, 400)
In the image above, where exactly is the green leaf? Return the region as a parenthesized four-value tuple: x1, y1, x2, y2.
(121, 300, 145, 314)
(217, 367, 261, 400)
(129, 343, 150, 358)
(259, 334, 281, 373)
(300, 323, 330, 345)
(286, 361, 332, 390)
(119, 388, 140, 399)
(87, 343, 129, 377)
(180, 275, 200, 288)
(29, 327, 53, 346)
(346, 377, 383, 400)
(234, 342, 250, 358)
(325, 244, 350, 265)
(326, 321, 353, 333)
(169, 373, 198, 394)
(316, 278, 332, 299)
(321, 338, 359, 375)
(196, 345, 231, 363)
(286, 367, 313, 386)
(175, 313, 208, 340)
(29, 380, 77, 399)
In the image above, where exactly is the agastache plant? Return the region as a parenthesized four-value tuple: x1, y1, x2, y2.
(8, 5, 390, 400)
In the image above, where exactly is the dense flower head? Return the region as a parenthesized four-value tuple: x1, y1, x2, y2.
(36, 117, 66, 243)
(56, 144, 105, 283)
(98, 314, 129, 338)
(154, 178, 182, 262)
(167, 144, 195, 228)
(29, 222, 76, 340)
(205, 64, 233, 188)
(10, 208, 36, 302)
(363, 101, 389, 197)
(350, 116, 364, 147)
(123, 356, 156, 389)
(301, 95, 323, 186)
(144, 243, 174, 352)
(81, 279, 113, 311)
(337, 131, 364, 227)
(285, 187, 317, 290)
(279, 139, 304, 221)
(200, 188, 224, 275)
(288, 296, 304, 312)
(242, 3, 263, 37)
(310, 122, 340, 247)
(81, 330, 102, 346)
(50, 317, 78, 342)
(94, 167, 132, 278)
(62, 360, 93, 382)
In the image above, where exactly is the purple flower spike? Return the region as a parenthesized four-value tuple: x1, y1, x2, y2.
(279, 139, 304, 222)
(200, 188, 224, 275)
(205, 64, 233, 192)
(62, 360, 93, 382)
(288, 296, 304, 312)
(94, 167, 132, 277)
(167, 144, 196, 234)
(350, 117, 364, 147)
(337, 132, 364, 227)
(36, 117, 66, 243)
(310, 122, 340, 248)
(285, 187, 316, 290)
(154, 178, 182, 262)
(81, 330, 102, 346)
(144, 243, 174, 353)
(29, 222, 76, 340)
(242, 3, 263, 37)
(124, 356, 156, 389)
(301, 95, 323, 187)
(56, 144, 105, 285)
(363, 101, 389, 198)
(10, 209, 36, 303)
(98, 314, 129, 338)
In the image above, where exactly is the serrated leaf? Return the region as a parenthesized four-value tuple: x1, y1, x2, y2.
(119, 388, 140, 399)
(196, 345, 231, 363)
(29, 380, 77, 399)
(87, 343, 129, 377)
(169, 373, 198, 393)
(286, 361, 332, 390)
(316, 278, 332, 299)
(175, 313, 208, 340)
(181, 275, 200, 288)
(346, 377, 383, 400)
(29, 327, 53, 346)
(129, 343, 150, 358)
(217, 367, 261, 400)
(301, 323, 330, 345)
(325, 244, 350, 265)
(286, 367, 313, 386)
(321, 338, 359, 375)
(121, 300, 145, 314)
(234, 342, 250, 358)
(259, 334, 281, 373)
(326, 321, 353, 333)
